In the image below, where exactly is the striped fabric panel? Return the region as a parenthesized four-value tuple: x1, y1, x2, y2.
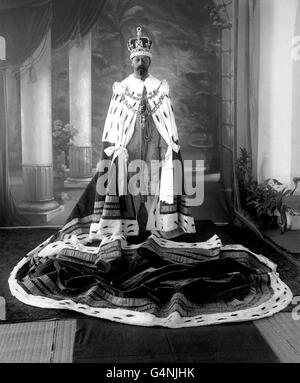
(75, 287, 158, 313)
(60, 216, 100, 237)
(96, 240, 122, 262)
(80, 295, 156, 313)
(159, 196, 193, 217)
(63, 215, 99, 231)
(20, 274, 61, 296)
(220, 250, 273, 273)
(93, 208, 104, 215)
(98, 195, 122, 219)
(16, 243, 279, 320)
(142, 238, 220, 261)
(141, 242, 216, 262)
(57, 249, 98, 268)
(49, 270, 273, 319)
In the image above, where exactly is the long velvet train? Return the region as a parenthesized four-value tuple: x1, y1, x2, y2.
(9, 230, 292, 328)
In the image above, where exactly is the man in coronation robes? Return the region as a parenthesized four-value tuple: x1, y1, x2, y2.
(89, 26, 196, 243)
(8, 28, 292, 328)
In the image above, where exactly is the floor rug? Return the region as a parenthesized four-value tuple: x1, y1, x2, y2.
(0, 319, 76, 363)
(73, 317, 280, 363)
(263, 229, 300, 257)
(0, 320, 55, 363)
(254, 312, 300, 363)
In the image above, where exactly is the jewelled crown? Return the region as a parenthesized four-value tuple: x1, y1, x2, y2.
(127, 26, 152, 60)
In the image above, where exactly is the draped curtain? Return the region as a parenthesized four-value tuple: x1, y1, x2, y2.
(0, 0, 107, 226)
(211, 0, 259, 222)
(52, 0, 107, 49)
(235, 0, 260, 191)
(0, 69, 28, 225)
(0, 0, 52, 226)
(233, 0, 261, 229)
(0, 1, 52, 67)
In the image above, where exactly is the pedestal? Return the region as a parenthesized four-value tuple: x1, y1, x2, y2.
(64, 146, 92, 188)
(19, 165, 64, 223)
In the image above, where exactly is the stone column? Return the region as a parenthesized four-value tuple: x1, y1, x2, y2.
(6, 70, 21, 167)
(19, 30, 63, 222)
(292, 1, 300, 188)
(257, 0, 297, 184)
(0, 36, 5, 60)
(65, 32, 92, 188)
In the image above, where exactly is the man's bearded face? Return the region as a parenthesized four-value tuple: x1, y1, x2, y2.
(131, 55, 151, 75)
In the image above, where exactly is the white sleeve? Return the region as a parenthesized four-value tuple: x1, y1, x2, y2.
(161, 80, 179, 142)
(101, 82, 125, 143)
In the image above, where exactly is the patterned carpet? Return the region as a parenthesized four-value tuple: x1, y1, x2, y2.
(0, 221, 299, 322)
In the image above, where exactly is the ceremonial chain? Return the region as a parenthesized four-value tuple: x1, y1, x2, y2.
(123, 94, 165, 115)
(124, 83, 162, 101)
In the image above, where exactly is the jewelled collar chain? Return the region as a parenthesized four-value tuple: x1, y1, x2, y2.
(124, 82, 162, 100)
(123, 83, 166, 116)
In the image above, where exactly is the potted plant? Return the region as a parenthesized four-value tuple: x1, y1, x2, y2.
(236, 148, 292, 230)
(245, 179, 291, 230)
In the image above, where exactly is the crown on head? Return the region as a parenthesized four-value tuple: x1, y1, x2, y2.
(127, 26, 152, 60)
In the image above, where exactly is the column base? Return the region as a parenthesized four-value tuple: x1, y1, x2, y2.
(18, 200, 64, 224)
(69, 146, 93, 178)
(0, 297, 6, 320)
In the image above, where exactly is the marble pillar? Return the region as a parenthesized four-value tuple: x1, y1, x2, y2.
(66, 32, 92, 187)
(19, 30, 63, 222)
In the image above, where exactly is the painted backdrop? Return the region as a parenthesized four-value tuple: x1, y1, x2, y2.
(52, 0, 220, 171)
